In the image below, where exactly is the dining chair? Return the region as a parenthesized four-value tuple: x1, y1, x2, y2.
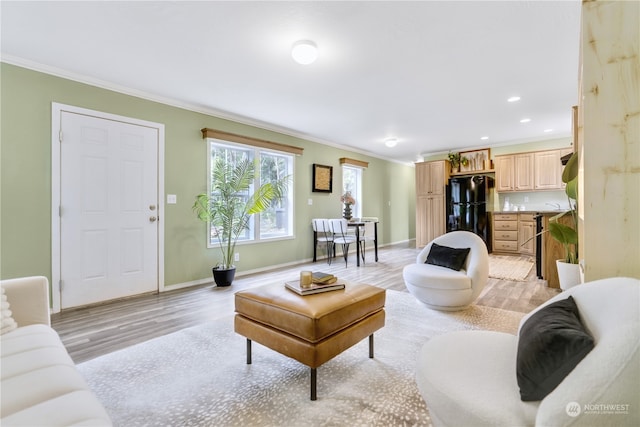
(358, 221, 376, 263)
(312, 219, 334, 263)
(328, 218, 356, 267)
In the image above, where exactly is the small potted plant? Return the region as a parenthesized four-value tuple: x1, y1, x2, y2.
(447, 152, 461, 172)
(447, 152, 469, 173)
(193, 157, 289, 287)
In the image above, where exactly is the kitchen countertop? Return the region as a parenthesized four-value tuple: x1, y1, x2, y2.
(490, 210, 568, 214)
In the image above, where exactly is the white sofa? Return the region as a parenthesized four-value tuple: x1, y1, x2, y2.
(1, 276, 112, 426)
(415, 277, 640, 427)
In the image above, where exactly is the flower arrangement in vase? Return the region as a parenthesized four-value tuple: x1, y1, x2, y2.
(340, 191, 356, 220)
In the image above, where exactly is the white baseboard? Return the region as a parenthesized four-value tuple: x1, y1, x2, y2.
(162, 240, 411, 291)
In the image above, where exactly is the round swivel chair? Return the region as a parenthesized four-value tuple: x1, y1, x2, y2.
(403, 231, 489, 311)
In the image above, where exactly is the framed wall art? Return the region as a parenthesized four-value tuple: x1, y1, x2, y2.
(312, 164, 333, 193)
(459, 148, 491, 172)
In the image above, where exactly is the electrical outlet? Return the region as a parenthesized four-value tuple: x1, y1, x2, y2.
(524, 196, 529, 202)
(234, 253, 240, 262)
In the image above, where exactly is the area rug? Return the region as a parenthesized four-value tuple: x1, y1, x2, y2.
(489, 255, 534, 281)
(77, 290, 523, 427)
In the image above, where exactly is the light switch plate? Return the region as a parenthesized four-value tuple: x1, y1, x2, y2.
(167, 194, 177, 204)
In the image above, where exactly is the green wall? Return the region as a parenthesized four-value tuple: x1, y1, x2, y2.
(0, 63, 416, 287)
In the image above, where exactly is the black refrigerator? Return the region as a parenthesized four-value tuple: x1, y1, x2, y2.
(446, 175, 493, 251)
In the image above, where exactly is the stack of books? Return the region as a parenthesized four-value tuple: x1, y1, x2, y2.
(311, 272, 338, 285)
(285, 272, 345, 296)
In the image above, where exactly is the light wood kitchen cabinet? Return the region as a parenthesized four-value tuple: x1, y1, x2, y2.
(496, 148, 573, 192)
(518, 213, 536, 255)
(495, 156, 515, 192)
(534, 148, 574, 190)
(496, 153, 534, 192)
(415, 160, 447, 247)
(493, 212, 535, 255)
(416, 195, 445, 248)
(416, 160, 445, 196)
(514, 153, 534, 191)
(492, 213, 519, 252)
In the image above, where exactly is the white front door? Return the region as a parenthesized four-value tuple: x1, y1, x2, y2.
(58, 110, 160, 308)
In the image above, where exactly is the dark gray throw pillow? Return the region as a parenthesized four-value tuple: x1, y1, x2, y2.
(516, 296, 595, 401)
(425, 242, 470, 271)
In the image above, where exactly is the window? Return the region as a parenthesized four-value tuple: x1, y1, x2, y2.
(207, 139, 294, 247)
(342, 165, 362, 218)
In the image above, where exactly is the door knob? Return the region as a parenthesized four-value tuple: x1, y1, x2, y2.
(149, 216, 157, 222)
(149, 205, 156, 211)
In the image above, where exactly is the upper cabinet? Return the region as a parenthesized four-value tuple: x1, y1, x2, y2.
(495, 148, 573, 192)
(514, 153, 535, 191)
(495, 156, 515, 192)
(534, 148, 574, 190)
(495, 153, 534, 191)
(416, 160, 446, 196)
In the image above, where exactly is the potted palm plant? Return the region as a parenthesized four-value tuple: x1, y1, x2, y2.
(548, 151, 580, 289)
(193, 157, 289, 287)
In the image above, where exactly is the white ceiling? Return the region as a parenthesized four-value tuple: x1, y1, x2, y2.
(1, 1, 581, 164)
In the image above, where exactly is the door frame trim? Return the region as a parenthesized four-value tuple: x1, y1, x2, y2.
(51, 103, 165, 313)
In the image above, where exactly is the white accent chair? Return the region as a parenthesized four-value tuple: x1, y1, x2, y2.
(415, 277, 640, 427)
(402, 231, 489, 311)
(328, 218, 357, 267)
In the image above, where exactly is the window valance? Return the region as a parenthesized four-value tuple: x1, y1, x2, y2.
(201, 128, 304, 156)
(339, 157, 369, 168)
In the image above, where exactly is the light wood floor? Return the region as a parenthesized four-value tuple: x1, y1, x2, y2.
(51, 242, 559, 364)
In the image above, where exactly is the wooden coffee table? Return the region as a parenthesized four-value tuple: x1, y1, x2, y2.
(234, 281, 386, 400)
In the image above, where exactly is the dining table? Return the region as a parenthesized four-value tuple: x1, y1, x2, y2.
(347, 220, 379, 267)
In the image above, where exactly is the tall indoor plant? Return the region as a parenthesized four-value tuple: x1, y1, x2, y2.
(548, 151, 580, 289)
(193, 157, 289, 286)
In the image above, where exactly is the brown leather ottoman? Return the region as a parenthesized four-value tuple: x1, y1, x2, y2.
(234, 281, 386, 400)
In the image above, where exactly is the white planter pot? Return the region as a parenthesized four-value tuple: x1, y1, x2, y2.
(556, 260, 581, 291)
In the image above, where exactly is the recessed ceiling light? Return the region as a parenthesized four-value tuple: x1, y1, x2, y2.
(520, 118, 531, 123)
(508, 96, 521, 103)
(544, 128, 553, 133)
(480, 136, 489, 140)
(291, 40, 318, 65)
(384, 138, 398, 147)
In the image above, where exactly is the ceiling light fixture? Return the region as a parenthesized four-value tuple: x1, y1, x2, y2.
(384, 138, 398, 147)
(508, 96, 521, 102)
(520, 118, 531, 123)
(480, 136, 489, 140)
(544, 128, 553, 133)
(291, 40, 318, 65)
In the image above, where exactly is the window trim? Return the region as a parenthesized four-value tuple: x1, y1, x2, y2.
(342, 164, 363, 219)
(205, 138, 295, 248)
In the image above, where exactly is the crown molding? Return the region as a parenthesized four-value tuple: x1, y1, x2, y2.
(1, 55, 410, 166)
